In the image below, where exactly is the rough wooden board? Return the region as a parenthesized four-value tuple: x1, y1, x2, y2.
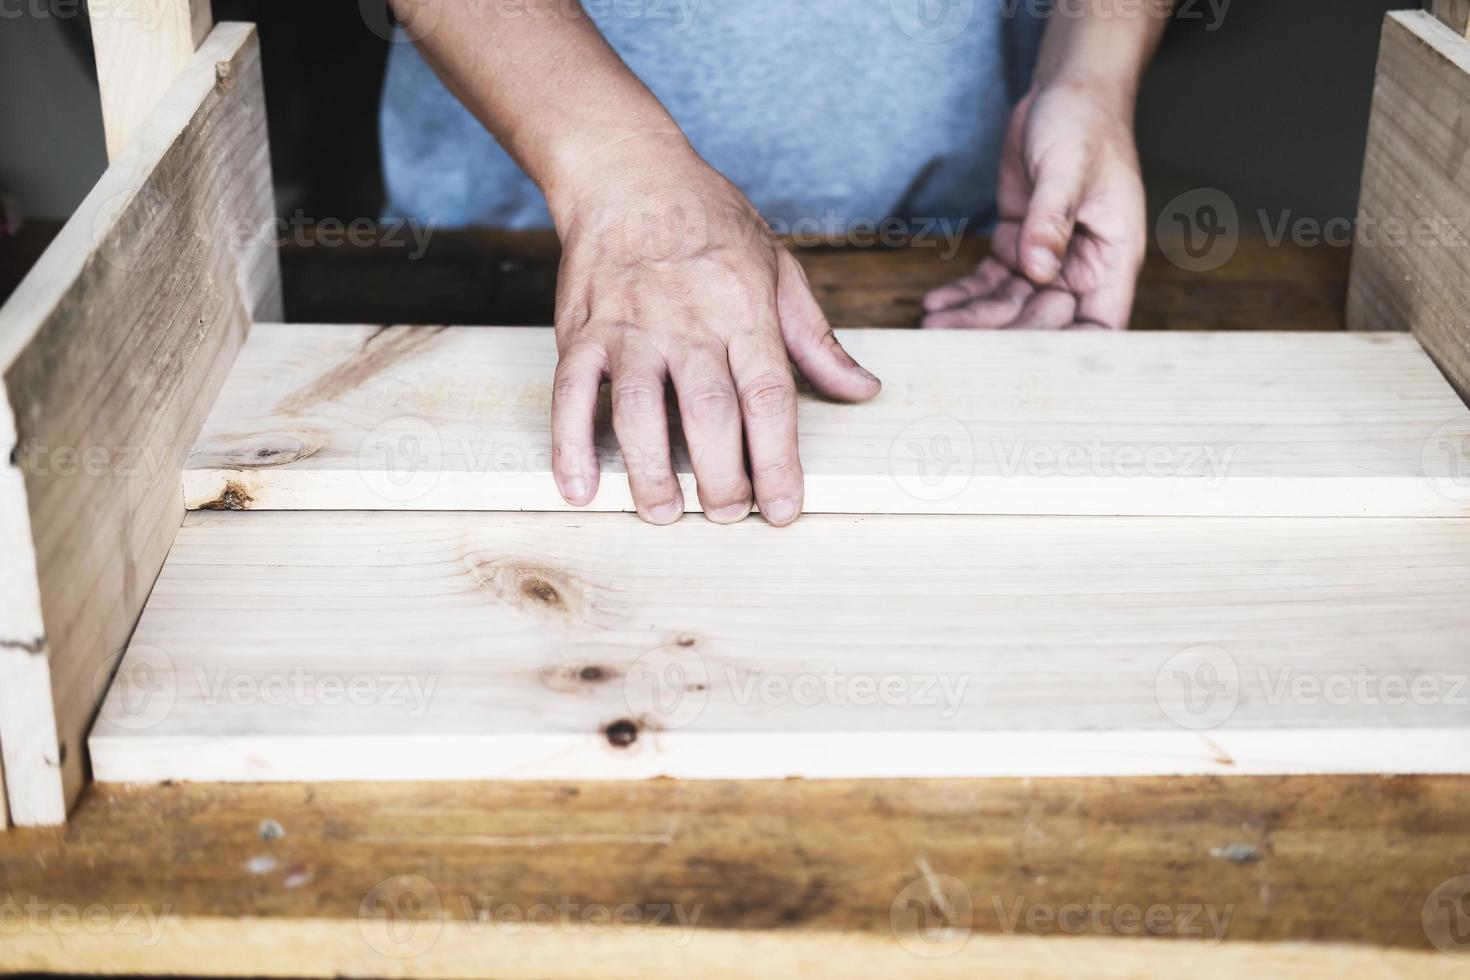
(1433, 0, 1470, 36)
(2, 776, 1469, 975)
(90, 510, 1470, 784)
(185, 326, 1470, 517)
(1349, 11, 1470, 403)
(87, 0, 214, 160)
(0, 23, 281, 826)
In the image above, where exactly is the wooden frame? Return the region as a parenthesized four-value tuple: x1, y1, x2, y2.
(0, 19, 280, 825)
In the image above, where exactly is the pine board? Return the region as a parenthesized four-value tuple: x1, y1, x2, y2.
(185, 326, 1470, 518)
(90, 511, 1470, 784)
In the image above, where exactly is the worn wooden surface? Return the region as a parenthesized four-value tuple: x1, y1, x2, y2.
(0, 777, 1467, 975)
(0, 23, 280, 826)
(185, 325, 1470, 517)
(1349, 11, 1470, 403)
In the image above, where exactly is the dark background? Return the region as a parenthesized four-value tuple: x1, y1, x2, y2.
(0, 1, 1416, 232)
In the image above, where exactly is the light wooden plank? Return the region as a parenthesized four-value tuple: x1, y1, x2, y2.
(0, 23, 281, 826)
(1432, 0, 1470, 36)
(1348, 11, 1470, 401)
(88, 0, 214, 160)
(90, 510, 1470, 784)
(185, 326, 1470, 517)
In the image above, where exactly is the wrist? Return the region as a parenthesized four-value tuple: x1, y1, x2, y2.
(543, 130, 705, 230)
(1030, 71, 1139, 129)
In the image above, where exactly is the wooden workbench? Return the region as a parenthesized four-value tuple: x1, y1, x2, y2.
(3, 232, 1467, 976)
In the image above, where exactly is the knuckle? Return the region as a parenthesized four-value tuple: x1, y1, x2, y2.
(739, 372, 798, 420)
(612, 377, 665, 416)
(681, 378, 739, 424)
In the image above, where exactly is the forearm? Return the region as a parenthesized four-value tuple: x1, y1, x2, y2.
(388, 0, 694, 219)
(1032, 3, 1170, 110)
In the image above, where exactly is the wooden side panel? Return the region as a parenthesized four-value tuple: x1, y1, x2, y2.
(184, 326, 1470, 517)
(0, 23, 281, 826)
(1433, 0, 1470, 36)
(88, 0, 214, 160)
(1348, 11, 1470, 402)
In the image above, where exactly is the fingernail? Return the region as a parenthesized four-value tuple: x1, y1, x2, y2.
(647, 499, 683, 524)
(857, 366, 881, 387)
(563, 477, 589, 503)
(762, 497, 800, 525)
(709, 502, 752, 524)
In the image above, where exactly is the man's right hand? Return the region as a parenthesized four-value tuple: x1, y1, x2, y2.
(547, 138, 882, 527)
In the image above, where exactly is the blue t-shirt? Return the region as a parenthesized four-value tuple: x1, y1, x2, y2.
(380, 0, 1047, 231)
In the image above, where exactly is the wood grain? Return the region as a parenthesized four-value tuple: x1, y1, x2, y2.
(1349, 11, 1470, 402)
(2, 776, 1468, 974)
(1432, 0, 1470, 36)
(0, 23, 281, 826)
(87, 0, 214, 160)
(185, 325, 1470, 517)
(90, 510, 1470, 784)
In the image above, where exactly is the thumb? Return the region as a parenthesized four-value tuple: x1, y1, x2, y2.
(776, 249, 881, 402)
(1019, 153, 1088, 285)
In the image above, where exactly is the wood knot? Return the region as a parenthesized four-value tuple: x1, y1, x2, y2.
(198, 480, 255, 511)
(466, 556, 583, 618)
(604, 719, 639, 748)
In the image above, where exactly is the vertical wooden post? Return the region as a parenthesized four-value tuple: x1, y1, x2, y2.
(87, 0, 215, 160)
(1431, 0, 1470, 36)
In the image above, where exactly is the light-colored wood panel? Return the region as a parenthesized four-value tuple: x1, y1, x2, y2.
(88, 0, 214, 160)
(1433, 0, 1470, 36)
(0, 23, 281, 826)
(90, 511, 1470, 784)
(1348, 11, 1470, 401)
(185, 326, 1470, 517)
